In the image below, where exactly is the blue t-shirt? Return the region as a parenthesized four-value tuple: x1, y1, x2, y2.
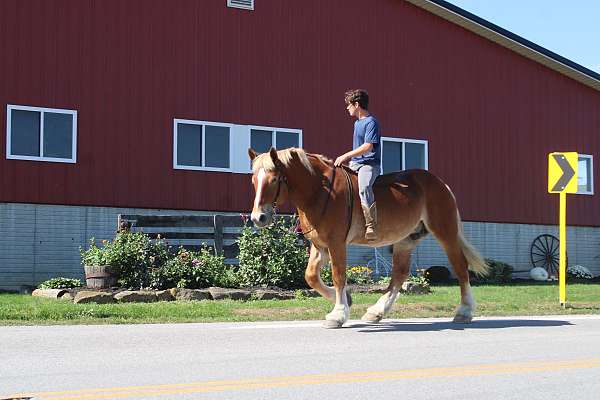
(351, 115, 380, 164)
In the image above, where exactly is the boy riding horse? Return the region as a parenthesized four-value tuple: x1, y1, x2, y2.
(334, 89, 381, 241)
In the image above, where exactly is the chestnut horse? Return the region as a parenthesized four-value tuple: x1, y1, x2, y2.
(249, 147, 488, 328)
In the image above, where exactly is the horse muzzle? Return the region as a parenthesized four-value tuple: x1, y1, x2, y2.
(251, 209, 273, 228)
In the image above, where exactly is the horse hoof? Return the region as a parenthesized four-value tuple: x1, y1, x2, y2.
(361, 312, 382, 323)
(323, 319, 344, 329)
(453, 314, 473, 324)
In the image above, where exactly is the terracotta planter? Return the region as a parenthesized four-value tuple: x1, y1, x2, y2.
(84, 265, 117, 289)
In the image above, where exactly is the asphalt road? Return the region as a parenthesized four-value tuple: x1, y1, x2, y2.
(1, 315, 599, 400)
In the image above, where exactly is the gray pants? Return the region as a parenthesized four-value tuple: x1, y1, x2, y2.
(349, 161, 380, 207)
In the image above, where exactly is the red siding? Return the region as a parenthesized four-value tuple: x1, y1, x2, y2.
(1, 0, 599, 226)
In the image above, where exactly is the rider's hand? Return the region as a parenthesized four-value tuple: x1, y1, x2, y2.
(334, 155, 348, 166)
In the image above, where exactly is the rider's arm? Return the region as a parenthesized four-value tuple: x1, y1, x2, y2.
(334, 142, 373, 166)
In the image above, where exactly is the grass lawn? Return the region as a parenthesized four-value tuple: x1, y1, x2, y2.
(0, 282, 598, 326)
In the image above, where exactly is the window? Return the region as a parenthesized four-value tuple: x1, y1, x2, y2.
(227, 0, 254, 10)
(249, 127, 301, 153)
(174, 120, 231, 171)
(173, 119, 302, 173)
(381, 137, 428, 173)
(577, 154, 594, 195)
(6, 104, 77, 163)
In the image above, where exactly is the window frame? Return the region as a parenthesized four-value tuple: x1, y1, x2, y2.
(173, 119, 234, 173)
(6, 104, 78, 164)
(173, 119, 302, 174)
(577, 154, 594, 195)
(247, 125, 303, 153)
(380, 137, 429, 172)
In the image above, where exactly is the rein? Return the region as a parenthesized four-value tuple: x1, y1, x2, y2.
(299, 164, 354, 242)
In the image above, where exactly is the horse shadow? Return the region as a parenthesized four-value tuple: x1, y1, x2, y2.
(351, 318, 573, 333)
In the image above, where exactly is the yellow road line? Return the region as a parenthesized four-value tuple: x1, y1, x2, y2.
(13, 358, 600, 400)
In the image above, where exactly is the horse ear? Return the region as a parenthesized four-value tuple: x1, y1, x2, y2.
(248, 148, 258, 160)
(269, 147, 285, 170)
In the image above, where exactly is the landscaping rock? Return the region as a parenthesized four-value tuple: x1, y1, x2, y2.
(61, 292, 74, 301)
(74, 291, 115, 304)
(208, 287, 251, 300)
(401, 281, 430, 295)
(32, 289, 70, 299)
(530, 267, 549, 281)
(298, 289, 321, 298)
(114, 290, 157, 303)
(170, 288, 212, 301)
(252, 289, 295, 300)
(155, 290, 175, 302)
(348, 284, 387, 294)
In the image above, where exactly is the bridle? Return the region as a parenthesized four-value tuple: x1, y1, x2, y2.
(271, 173, 287, 212)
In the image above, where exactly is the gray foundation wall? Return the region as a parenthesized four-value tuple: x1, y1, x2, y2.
(1, 203, 599, 291)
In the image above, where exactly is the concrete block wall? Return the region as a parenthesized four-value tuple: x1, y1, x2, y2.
(1, 203, 598, 290)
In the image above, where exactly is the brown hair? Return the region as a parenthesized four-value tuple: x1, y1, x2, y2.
(344, 89, 369, 110)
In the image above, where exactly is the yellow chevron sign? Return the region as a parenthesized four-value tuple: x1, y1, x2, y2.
(548, 152, 578, 193)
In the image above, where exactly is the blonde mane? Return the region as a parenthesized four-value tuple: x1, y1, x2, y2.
(251, 148, 333, 175)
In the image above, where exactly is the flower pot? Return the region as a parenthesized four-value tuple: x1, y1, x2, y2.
(84, 265, 117, 289)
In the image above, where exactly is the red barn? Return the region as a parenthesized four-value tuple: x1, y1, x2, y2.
(1, 0, 598, 290)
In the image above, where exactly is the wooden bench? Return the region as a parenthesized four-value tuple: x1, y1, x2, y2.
(117, 214, 252, 264)
(117, 214, 304, 264)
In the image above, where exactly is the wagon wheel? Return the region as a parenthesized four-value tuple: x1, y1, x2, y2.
(530, 234, 560, 276)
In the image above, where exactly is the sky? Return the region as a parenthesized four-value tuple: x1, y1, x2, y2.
(445, 0, 600, 73)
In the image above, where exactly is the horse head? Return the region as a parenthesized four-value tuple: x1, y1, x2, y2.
(248, 147, 289, 228)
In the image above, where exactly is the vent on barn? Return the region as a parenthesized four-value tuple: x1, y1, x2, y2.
(227, 0, 254, 10)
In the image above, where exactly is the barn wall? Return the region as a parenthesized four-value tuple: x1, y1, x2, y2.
(0, 0, 598, 226)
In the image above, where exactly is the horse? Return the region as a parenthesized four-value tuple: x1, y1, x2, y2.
(248, 147, 488, 329)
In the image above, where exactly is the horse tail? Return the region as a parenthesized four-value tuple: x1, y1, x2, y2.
(457, 213, 489, 277)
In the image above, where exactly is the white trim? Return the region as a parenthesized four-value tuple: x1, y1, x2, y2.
(380, 137, 428, 172)
(576, 154, 594, 195)
(174, 119, 303, 174)
(6, 104, 77, 164)
(227, 0, 254, 11)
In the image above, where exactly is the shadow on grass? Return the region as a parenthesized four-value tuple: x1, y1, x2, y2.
(352, 318, 573, 333)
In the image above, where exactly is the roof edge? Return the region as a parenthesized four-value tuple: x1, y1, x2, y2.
(405, 0, 600, 93)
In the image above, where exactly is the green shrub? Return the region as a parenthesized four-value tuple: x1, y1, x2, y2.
(38, 277, 83, 289)
(320, 265, 374, 285)
(80, 231, 170, 289)
(320, 265, 333, 286)
(406, 269, 431, 290)
(149, 246, 228, 289)
(80, 238, 108, 266)
(567, 265, 593, 281)
(347, 266, 374, 285)
(237, 216, 309, 289)
(476, 259, 513, 284)
(213, 265, 243, 288)
(377, 276, 391, 285)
